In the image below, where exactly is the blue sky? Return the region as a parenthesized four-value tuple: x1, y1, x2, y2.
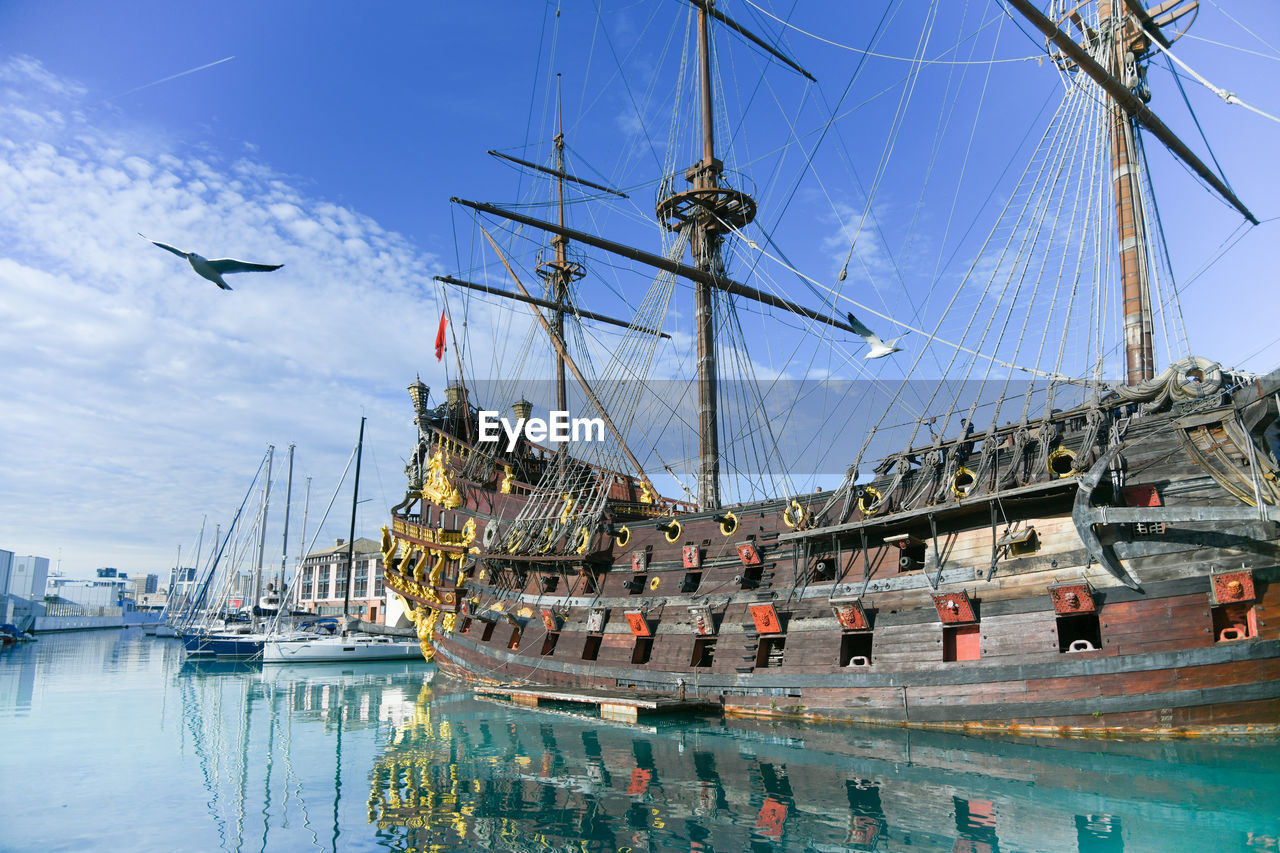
(2, 1, 1277, 580)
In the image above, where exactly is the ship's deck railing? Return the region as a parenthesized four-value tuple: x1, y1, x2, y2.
(392, 517, 469, 548)
(423, 425, 695, 512)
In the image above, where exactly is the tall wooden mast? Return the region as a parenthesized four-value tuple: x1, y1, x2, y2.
(656, 0, 759, 511)
(1101, 0, 1157, 384)
(458, 1, 811, 510)
(692, 6, 722, 510)
(1013, 0, 1258, 386)
(536, 74, 584, 413)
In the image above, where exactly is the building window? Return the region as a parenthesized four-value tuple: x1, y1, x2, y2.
(335, 562, 348, 598)
(317, 566, 330, 600)
(354, 561, 369, 599)
(301, 568, 313, 600)
(373, 563, 384, 597)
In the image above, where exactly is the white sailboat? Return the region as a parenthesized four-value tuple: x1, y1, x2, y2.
(263, 417, 423, 664)
(262, 632, 423, 663)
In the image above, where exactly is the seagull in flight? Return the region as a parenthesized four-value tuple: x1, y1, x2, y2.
(846, 312, 904, 359)
(140, 234, 283, 290)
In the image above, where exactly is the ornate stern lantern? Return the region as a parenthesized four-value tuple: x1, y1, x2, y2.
(512, 398, 533, 421)
(408, 376, 431, 433)
(445, 381, 467, 410)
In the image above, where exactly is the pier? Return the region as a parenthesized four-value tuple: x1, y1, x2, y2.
(475, 684, 712, 722)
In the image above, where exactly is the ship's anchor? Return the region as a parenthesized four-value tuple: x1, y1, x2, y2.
(1074, 447, 1146, 590)
(1073, 446, 1280, 591)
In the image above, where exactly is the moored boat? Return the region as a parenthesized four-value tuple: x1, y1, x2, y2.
(262, 633, 423, 663)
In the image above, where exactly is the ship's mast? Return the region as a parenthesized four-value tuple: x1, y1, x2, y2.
(342, 417, 365, 622)
(1100, 0, 1157, 384)
(692, 6, 722, 510)
(656, 0, 760, 511)
(278, 442, 294, 601)
(457, 1, 822, 510)
(536, 74, 585, 415)
(1013, 0, 1256, 387)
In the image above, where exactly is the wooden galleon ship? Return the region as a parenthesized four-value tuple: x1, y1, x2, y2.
(381, 0, 1280, 735)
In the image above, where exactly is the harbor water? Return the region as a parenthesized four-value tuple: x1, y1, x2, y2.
(1, 630, 1277, 852)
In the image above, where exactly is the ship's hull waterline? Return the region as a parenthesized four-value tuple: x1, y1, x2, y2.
(382, 377, 1280, 737)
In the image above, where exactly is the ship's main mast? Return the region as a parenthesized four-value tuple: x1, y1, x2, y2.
(657, 0, 759, 511)
(455, 0, 825, 510)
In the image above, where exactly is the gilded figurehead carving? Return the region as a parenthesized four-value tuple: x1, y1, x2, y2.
(420, 448, 462, 509)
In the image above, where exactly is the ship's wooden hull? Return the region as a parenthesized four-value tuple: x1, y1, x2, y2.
(385, 383, 1280, 736)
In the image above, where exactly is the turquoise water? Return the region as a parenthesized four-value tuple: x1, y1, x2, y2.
(1, 630, 1277, 852)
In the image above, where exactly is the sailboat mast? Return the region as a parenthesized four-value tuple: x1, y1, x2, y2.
(342, 417, 366, 620)
(1100, 0, 1156, 384)
(297, 476, 311, 565)
(692, 1, 722, 510)
(279, 443, 295, 597)
(252, 445, 274, 617)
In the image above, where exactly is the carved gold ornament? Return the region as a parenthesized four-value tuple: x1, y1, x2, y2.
(421, 448, 462, 509)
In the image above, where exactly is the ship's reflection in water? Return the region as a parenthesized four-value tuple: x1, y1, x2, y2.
(2, 632, 1277, 851)
(371, 681, 1280, 853)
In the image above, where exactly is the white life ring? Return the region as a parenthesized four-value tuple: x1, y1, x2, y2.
(482, 520, 500, 550)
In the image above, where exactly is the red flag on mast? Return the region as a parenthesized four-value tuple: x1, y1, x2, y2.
(434, 311, 447, 361)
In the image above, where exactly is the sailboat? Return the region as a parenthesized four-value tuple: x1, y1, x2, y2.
(381, 1, 1279, 734)
(184, 446, 309, 658)
(264, 418, 423, 663)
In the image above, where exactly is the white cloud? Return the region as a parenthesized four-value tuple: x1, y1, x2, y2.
(0, 56, 454, 578)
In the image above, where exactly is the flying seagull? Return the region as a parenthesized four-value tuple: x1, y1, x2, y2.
(846, 312, 904, 359)
(140, 234, 283, 290)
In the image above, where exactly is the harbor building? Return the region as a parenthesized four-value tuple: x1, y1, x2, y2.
(295, 538, 386, 623)
(0, 551, 50, 630)
(168, 566, 198, 605)
(38, 574, 127, 630)
(129, 574, 159, 600)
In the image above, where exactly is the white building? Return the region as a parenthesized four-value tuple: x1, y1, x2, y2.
(0, 551, 49, 627)
(295, 538, 388, 623)
(46, 576, 127, 609)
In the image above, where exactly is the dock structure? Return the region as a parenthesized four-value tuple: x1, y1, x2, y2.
(474, 684, 712, 723)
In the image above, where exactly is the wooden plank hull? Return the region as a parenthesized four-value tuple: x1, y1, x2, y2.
(386, 388, 1280, 736)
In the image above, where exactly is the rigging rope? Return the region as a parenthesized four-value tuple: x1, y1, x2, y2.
(740, 0, 1042, 65)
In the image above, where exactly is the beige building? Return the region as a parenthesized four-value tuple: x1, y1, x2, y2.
(296, 537, 386, 623)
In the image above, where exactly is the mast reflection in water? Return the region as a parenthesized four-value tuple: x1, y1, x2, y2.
(1, 631, 1277, 852)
